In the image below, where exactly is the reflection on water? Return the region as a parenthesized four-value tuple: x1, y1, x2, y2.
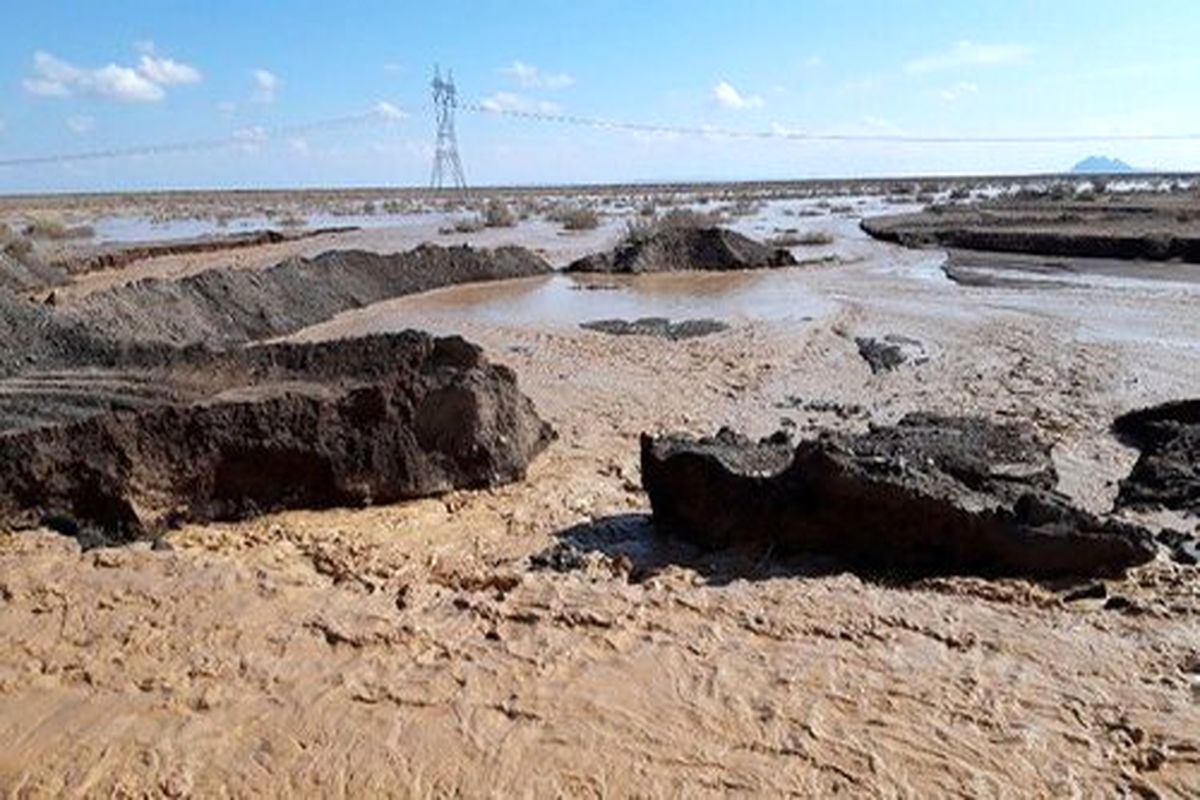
(90, 211, 439, 244)
(298, 271, 839, 340)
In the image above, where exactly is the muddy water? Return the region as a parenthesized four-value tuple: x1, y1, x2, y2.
(292, 270, 843, 341)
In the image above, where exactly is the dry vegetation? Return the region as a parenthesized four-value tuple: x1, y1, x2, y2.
(483, 198, 517, 228)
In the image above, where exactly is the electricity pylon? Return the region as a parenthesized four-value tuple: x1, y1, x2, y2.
(430, 65, 468, 191)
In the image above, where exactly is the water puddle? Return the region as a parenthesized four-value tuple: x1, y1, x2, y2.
(292, 270, 840, 341)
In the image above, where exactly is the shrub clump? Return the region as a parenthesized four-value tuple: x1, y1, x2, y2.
(483, 198, 517, 228)
(554, 205, 600, 231)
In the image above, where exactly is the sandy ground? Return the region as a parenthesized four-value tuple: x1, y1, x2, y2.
(2, 200, 1199, 796)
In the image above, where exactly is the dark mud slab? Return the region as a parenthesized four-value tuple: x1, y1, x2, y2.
(567, 226, 796, 274)
(855, 335, 928, 374)
(0, 332, 553, 544)
(1113, 399, 1200, 516)
(642, 414, 1157, 578)
(580, 317, 729, 340)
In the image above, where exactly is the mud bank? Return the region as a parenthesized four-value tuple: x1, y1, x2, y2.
(642, 415, 1157, 577)
(0, 332, 553, 542)
(54, 225, 360, 280)
(862, 195, 1200, 262)
(567, 226, 796, 273)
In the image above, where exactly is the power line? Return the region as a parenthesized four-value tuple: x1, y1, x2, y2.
(462, 102, 1200, 145)
(0, 109, 399, 168)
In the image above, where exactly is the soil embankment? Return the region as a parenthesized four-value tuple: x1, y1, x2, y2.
(61, 244, 552, 347)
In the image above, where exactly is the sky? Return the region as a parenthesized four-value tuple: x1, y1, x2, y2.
(2, 0, 1199, 192)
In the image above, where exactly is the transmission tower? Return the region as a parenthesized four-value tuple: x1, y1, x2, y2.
(430, 65, 468, 191)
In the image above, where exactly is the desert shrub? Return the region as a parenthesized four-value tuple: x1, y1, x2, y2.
(24, 214, 93, 240)
(658, 207, 723, 229)
(483, 198, 517, 227)
(0, 223, 33, 260)
(555, 205, 600, 231)
(638, 202, 657, 217)
(452, 216, 485, 233)
(277, 212, 307, 228)
(770, 230, 834, 247)
(948, 187, 970, 200)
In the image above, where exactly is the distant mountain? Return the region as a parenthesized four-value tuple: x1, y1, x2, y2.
(1071, 155, 1136, 174)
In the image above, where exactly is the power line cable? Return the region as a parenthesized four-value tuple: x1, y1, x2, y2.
(462, 102, 1200, 144)
(0, 109, 400, 168)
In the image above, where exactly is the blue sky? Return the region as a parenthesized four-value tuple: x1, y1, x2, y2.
(2, 0, 1199, 191)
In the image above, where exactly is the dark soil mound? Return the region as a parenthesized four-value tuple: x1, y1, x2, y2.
(0, 332, 554, 544)
(580, 317, 729, 340)
(641, 414, 1156, 578)
(1113, 399, 1200, 515)
(63, 243, 552, 347)
(566, 227, 796, 274)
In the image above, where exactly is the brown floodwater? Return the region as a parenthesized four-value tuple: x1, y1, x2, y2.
(293, 270, 845, 341)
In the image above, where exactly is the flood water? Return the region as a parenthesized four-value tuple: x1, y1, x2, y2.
(293, 270, 842, 341)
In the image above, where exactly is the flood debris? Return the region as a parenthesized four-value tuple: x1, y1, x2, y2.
(0, 332, 554, 545)
(566, 226, 796, 274)
(580, 317, 729, 340)
(854, 334, 928, 374)
(641, 414, 1157, 578)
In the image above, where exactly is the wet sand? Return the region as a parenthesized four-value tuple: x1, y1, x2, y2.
(2, 196, 1199, 796)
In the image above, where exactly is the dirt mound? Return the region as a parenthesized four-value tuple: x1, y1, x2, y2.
(0, 250, 69, 294)
(0, 288, 123, 378)
(566, 226, 796, 273)
(862, 197, 1200, 262)
(1113, 399, 1200, 515)
(62, 243, 552, 347)
(0, 332, 554, 543)
(641, 414, 1156, 578)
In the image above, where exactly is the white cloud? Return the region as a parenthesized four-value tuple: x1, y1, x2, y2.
(23, 47, 200, 103)
(138, 54, 202, 85)
(500, 60, 574, 90)
(217, 100, 237, 117)
(906, 41, 1029, 74)
(289, 137, 309, 155)
(253, 69, 280, 103)
(66, 115, 95, 134)
(0, 119, 5, 133)
(383, 62, 403, 74)
(91, 64, 165, 102)
(713, 80, 764, 110)
(373, 101, 407, 121)
(939, 80, 980, 102)
(480, 92, 560, 114)
(803, 55, 824, 69)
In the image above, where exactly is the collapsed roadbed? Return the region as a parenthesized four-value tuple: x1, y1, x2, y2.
(642, 414, 1159, 578)
(0, 332, 554, 545)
